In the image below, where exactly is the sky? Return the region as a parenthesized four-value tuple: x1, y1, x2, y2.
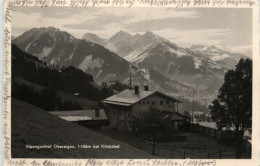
(12, 7, 252, 56)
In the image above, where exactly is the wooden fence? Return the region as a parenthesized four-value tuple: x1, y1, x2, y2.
(138, 141, 244, 159)
(190, 123, 236, 139)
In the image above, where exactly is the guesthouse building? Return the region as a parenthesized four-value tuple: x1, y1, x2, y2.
(102, 86, 185, 132)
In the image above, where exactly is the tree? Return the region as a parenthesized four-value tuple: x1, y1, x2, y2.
(132, 108, 171, 155)
(183, 110, 190, 118)
(209, 58, 252, 158)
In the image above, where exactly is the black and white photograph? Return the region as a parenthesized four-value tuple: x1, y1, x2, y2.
(6, 5, 255, 161)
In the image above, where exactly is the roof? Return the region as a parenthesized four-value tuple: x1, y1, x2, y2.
(161, 111, 189, 121)
(102, 89, 181, 107)
(49, 109, 108, 121)
(173, 112, 190, 119)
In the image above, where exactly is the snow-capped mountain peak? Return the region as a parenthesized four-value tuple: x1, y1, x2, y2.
(189, 44, 248, 69)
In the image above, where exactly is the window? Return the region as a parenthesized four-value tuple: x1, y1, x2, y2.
(143, 101, 145, 105)
(128, 112, 131, 117)
(160, 100, 163, 105)
(152, 101, 155, 106)
(127, 122, 131, 131)
(139, 102, 141, 105)
(147, 101, 149, 104)
(166, 100, 169, 105)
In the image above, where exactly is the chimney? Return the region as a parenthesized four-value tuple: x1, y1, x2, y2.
(144, 85, 149, 91)
(95, 107, 100, 117)
(134, 86, 139, 94)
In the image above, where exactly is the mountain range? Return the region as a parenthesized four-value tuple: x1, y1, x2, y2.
(12, 27, 250, 102)
(12, 27, 131, 82)
(189, 45, 248, 69)
(83, 31, 246, 94)
(12, 27, 191, 97)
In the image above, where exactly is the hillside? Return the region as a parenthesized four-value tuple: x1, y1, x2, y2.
(82, 33, 108, 46)
(14, 27, 248, 106)
(11, 98, 153, 158)
(12, 44, 113, 102)
(14, 77, 97, 109)
(12, 27, 130, 82)
(13, 27, 193, 98)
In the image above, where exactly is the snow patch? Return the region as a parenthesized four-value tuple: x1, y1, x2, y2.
(194, 58, 202, 69)
(143, 70, 150, 81)
(50, 58, 56, 64)
(124, 40, 161, 63)
(103, 74, 116, 81)
(208, 61, 222, 69)
(166, 61, 175, 74)
(106, 43, 118, 54)
(39, 47, 53, 59)
(79, 55, 104, 71)
(202, 46, 208, 51)
(168, 48, 187, 58)
(25, 43, 32, 52)
(96, 70, 103, 77)
(212, 54, 230, 61)
(68, 53, 74, 60)
(209, 48, 218, 52)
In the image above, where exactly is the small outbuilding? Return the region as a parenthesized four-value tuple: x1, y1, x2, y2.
(49, 108, 108, 130)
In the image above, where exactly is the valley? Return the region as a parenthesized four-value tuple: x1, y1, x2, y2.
(12, 26, 250, 113)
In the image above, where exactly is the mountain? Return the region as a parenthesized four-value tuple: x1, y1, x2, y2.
(106, 31, 140, 58)
(82, 32, 248, 90)
(82, 33, 107, 46)
(105, 31, 228, 95)
(13, 27, 194, 98)
(16, 27, 249, 103)
(12, 27, 131, 82)
(189, 45, 249, 69)
(106, 31, 183, 62)
(11, 43, 113, 102)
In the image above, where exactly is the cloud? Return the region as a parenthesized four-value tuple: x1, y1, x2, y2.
(223, 45, 252, 57)
(107, 8, 200, 24)
(153, 28, 233, 47)
(62, 14, 124, 31)
(12, 10, 92, 38)
(12, 6, 86, 19)
(62, 8, 200, 32)
(11, 7, 252, 56)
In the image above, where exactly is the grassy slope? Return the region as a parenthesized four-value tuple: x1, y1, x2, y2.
(11, 98, 153, 158)
(14, 77, 97, 109)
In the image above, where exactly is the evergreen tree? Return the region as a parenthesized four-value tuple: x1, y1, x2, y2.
(209, 58, 252, 158)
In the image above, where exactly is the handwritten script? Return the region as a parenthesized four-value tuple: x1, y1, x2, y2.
(2, 0, 256, 165)
(5, 0, 256, 8)
(5, 159, 217, 166)
(3, 25, 11, 160)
